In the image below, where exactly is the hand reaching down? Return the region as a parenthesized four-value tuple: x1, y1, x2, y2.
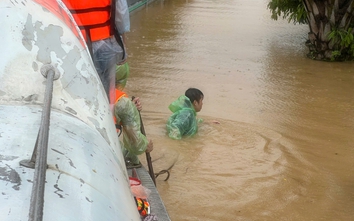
(145, 139, 153, 153)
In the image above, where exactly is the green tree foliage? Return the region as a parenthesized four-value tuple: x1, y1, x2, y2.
(268, 0, 354, 61)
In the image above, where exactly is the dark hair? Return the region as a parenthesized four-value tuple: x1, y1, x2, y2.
(185, 88, 203, 103)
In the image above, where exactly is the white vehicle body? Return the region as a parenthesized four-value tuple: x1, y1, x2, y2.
(0, 0, 140, 220)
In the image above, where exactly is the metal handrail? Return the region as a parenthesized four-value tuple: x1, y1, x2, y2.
(28, 67, 55, 221)
(19, 64, 59, 221)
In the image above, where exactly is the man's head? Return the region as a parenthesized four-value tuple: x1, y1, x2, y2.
(185, 88, 204, 112)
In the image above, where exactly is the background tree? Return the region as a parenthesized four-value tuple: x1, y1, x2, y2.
(268, 0, 354, 61)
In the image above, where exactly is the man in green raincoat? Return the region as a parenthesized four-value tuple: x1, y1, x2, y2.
(114, 63, 153, 168)
(166, 88, 204, 140)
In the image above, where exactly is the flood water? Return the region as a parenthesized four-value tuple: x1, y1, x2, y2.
(125, 0, 354, 220)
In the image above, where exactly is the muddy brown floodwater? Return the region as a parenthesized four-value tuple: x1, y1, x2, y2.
(125, 0, 354, 220)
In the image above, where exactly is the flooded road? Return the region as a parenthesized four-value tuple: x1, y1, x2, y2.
(126, 0, 354, 220)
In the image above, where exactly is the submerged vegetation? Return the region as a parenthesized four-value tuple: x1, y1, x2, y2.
(268, 0, 354, 61)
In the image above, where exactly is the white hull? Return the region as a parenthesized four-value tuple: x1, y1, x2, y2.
(0, 0, 140, 220)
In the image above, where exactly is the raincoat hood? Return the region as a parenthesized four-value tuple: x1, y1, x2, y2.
(168, 95, 196, 115)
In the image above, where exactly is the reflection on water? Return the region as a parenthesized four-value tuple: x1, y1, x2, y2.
(128, 0, 354, 220)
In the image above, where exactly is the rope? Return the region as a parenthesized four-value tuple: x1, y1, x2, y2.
(154, 158, 177, 181)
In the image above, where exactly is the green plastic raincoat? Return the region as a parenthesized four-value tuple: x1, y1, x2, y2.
(166, 95, 198, 139)
(114, 96, 148, 164)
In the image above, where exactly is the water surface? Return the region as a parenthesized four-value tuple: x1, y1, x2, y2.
(126, 0, 354, 220)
